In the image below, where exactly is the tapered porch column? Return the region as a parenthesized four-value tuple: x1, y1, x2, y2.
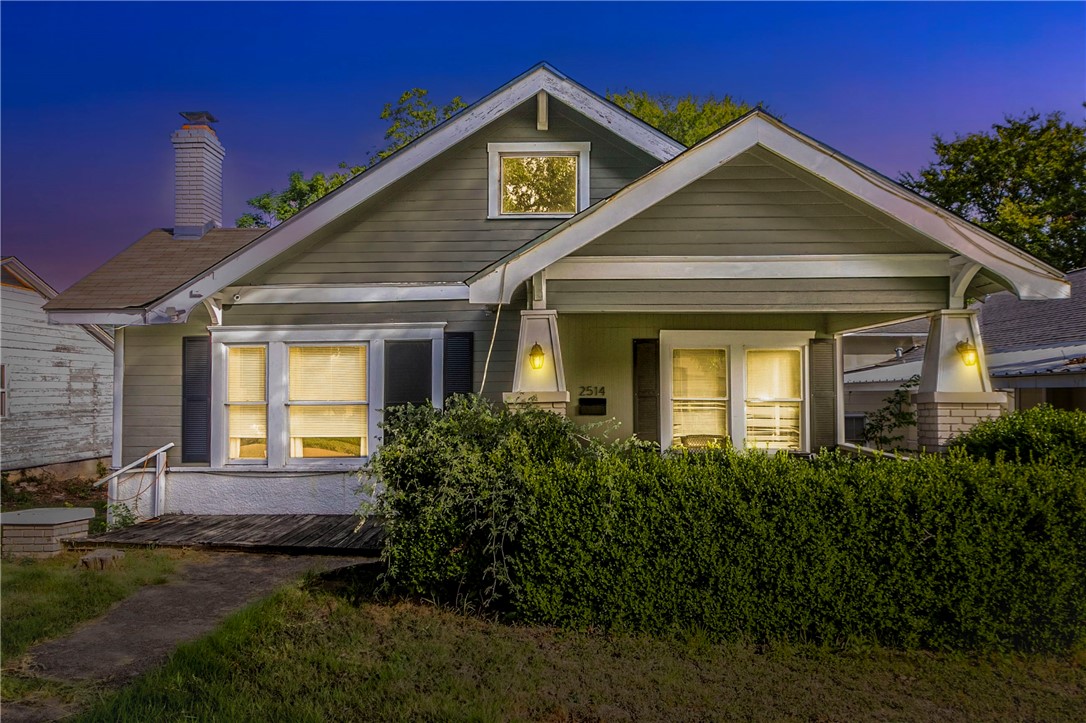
(503, 309, 570, 414)
(915, 309, 1005, 452)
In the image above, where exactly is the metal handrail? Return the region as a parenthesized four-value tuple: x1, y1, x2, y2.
(95, 443, 175, 487)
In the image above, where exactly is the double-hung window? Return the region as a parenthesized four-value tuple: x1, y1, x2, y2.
(661, 331, 812, 452)
(487, 142, 590, 218)
(288, 345, 367, 458)
(226, 347, 266, 460)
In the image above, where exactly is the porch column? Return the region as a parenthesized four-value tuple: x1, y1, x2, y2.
(502, 309, 570, 414)
(915, 309, 1005, 452)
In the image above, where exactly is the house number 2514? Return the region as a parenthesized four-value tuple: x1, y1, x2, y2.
(579, 385, 605, 396)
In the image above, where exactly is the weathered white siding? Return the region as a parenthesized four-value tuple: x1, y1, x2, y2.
(1, 285, 113, 470)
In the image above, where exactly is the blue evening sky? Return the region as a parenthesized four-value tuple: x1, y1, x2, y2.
(2, 1, 1082, 290)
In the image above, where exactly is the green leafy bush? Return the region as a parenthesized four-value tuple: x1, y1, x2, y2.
(949, 405, 1086, 466)
(365, 397, 1086, 653)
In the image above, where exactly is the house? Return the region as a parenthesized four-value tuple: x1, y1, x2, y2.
(1, 257, 114, 478)
(44, 65, 1069, 516)
(844, 268, 1086, 445)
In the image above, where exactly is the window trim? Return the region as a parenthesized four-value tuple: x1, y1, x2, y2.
(210, 324, 445, 469)
(487, 142, 590, 219)
(660, 330, 814, 452)
(0, 363, 8, 418)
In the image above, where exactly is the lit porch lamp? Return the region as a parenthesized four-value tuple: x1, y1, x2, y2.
(956, 340, 978, 366)
(528, 342, 546, 370)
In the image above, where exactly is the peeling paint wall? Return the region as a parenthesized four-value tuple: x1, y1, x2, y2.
(1, 285, 113, 470)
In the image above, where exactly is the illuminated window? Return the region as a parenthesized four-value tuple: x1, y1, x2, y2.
(488, 142, 590, 218)
(745, 349, 803, 451)
(226, 346, 267, 460)
(288, 346, 367, 458)
(671, 349, 728, 448)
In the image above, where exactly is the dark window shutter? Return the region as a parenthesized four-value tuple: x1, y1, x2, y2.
(809, 338, 837, 451)
(443, 332, 474, 398)
(633, 339, 660, 444)
(181, 336, 212, 463)
(385, 340, 433, 406)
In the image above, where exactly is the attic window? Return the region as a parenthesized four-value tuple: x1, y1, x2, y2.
(488, 142, 590, 218)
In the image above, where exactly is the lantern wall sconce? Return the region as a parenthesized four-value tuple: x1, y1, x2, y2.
(956, 340, 978, 366)
(528, 342, 546, 370)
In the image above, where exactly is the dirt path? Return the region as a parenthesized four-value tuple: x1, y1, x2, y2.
(5, 551, 373, 722)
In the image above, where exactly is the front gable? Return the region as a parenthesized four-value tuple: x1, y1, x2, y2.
(239, 96, 662, 289)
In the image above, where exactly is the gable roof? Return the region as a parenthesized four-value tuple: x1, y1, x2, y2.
(2, 257, 114, 350)
(467, 110, 1069, 304)
(47, 64, 684, 325)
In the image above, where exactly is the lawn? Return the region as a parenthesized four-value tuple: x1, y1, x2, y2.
(73, 568, 1086, 722)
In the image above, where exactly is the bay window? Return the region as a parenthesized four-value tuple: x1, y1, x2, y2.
(661, 331, 812, 452)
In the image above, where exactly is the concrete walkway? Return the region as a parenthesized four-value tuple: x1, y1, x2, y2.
(6, 551, 371, 722)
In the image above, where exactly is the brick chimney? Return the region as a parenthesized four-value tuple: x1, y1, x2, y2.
(171, 111, 225, 239)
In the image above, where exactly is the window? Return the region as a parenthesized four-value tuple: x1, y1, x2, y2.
(0, 364, 7, 418)
(844, 414, 866, 444)
(226, 347, 267, 460)
(661, 331, 812, 452)
(671, 348, 728, 447)
(289, 346, 367, 458)
(487, 142, 590, 218)
(745, 349, 802, 451)
(211, 325, 444, 468)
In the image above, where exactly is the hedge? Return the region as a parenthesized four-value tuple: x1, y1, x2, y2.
(364, 396, 1086, 653)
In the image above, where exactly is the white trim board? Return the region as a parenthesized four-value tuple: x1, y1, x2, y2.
(227, 284, 470, 305)
(468, 112, 1068, 304)
(139, 65, 683, 325)
(546, 254, 952, 281)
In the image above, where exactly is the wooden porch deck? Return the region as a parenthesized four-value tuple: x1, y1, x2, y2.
(81, 514, 384, 556)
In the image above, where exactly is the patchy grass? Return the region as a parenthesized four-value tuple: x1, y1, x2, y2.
(1, 549, 187, 665)
(74, 574, 1086, 722)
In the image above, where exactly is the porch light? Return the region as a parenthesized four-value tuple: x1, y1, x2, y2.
(528, 342, 546, 370)
(956, 340, 978, 366)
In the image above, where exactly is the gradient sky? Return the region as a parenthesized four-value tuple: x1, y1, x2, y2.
(2, 1, 1082, 290)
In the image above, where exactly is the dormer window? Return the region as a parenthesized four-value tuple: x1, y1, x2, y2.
(488, 142, 590, 219)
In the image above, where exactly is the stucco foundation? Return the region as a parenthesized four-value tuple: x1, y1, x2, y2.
(113, 470, 372, 517)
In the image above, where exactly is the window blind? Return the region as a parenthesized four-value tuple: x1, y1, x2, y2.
(289, 346, 366, 402)
(228, 347, 266, 402)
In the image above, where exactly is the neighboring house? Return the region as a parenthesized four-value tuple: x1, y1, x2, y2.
(1, 257, 114, 477)
(844, 268, 1086, 446)
(45, 65, 1069, 516)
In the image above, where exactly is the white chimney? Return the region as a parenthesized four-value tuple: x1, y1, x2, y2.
(171, 111, 225, 239)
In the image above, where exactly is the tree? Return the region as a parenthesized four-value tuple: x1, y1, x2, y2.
(606, 90, 761, 146)
(901, 109, 1086, 272)
(237, 88, 466, 227)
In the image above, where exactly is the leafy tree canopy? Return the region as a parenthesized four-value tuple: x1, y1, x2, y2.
(606, 90, 760, 147)
(901, 109, 1086, 272)
(237, 89, 466, 227)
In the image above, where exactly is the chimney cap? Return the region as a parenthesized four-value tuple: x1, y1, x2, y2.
(179, 111, 219, 125)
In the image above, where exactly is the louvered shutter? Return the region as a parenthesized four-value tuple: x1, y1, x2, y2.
(385, 340, 433, 406)
(809, 338, 837, 451)
(444, 332, 474, 398)
(181, 336, 211, 463)
(633, 339, 660, 444)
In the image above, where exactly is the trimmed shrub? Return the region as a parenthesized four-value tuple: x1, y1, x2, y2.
(365, 397, 1086, 653)
(949, 405, 1086, 467)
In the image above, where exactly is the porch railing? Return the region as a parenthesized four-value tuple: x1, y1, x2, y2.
(95, 443, 175, 524)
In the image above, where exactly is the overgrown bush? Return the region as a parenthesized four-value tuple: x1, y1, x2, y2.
(363, 396, 1086, 653)
(949, 404, 1086, 467)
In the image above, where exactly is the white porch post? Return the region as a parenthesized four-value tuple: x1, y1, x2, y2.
(914, 309, 1005, 452)
(502, 309, 570, 414)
